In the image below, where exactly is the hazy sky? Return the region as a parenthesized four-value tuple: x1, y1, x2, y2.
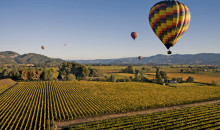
(0, 0, 220, 60)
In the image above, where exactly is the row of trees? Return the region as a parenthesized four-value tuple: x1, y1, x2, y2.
(0, 67, 60, 81)
(0, 62, 103, 81)
(0, 64, 198, 84)
(120, 66, 153, 74)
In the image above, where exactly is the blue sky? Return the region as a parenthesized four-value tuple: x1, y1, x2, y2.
(0, 0, 220, 60)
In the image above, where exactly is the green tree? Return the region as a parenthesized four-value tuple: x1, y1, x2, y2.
(59, 62, 89, 80)
(41, 67, 58, 81)
(156, 68, 160, 79)
(180, 69, 184, 73)
(129, 76, 133, 81)
(48, 67, 59, 81)
(176, 78, 183, 83)
(156, 68, 163, 84)
(41, 68, 49, 81)
(186, 76, 194, 83)
(134, 69, 141, 81)
(1, 69, 11, 78)
(160, 71, 168, 84)
(66, 74, 76, 81)
(127, 66, 135, 74)
(89, 68, 103, 77)
(11, 68, 20, 80)
(109, 74, 116, 82)
(120, 66, 135, 74)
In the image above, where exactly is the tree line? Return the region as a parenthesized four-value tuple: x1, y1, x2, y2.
(0, 62, 103, 81)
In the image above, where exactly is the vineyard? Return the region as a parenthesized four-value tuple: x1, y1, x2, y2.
(1, 81, 220, 129)
(68, 103, 220, 129)
(0, 79, 16, 94)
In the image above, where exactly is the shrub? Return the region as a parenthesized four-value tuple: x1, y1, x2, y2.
(120, 66, 135, 74)
(116, 79, 125, 82)
(116, 77, 132, 82)
(109, 74, 116, 82)
(176, 78, 183, 83)
(66, 74, 76, 81)
(89, 68, 103, 77)
(186, 76, 194, 83)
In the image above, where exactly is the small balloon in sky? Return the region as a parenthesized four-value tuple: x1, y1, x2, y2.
(131, 32, 138, 40)
(138, 56, 142, 60)
(41, 45, 45, 50)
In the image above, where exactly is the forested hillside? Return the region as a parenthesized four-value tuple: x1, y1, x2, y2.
(0, 51, 64, 66)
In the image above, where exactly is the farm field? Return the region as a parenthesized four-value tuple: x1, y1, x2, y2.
(1, 81, 220, 129)
(89, 66, 155, 73)
(89, 65, 220, 73)
(89, 66, 126, 73)
(89, 65, 220, 84)
(0, 79, 16, 94)
(146, 72, 220, 83)
(68, 103, 220, 130)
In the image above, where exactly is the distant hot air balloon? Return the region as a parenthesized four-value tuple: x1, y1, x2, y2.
(138, 56, 142, 60)
(131, 32, 138, 40)
(41, 46, 45, 50)
(149, 0, 191, 54)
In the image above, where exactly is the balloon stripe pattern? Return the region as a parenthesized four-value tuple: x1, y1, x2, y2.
(149, 1, 191, 49)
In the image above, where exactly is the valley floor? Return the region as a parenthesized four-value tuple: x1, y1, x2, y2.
(1, 81, 220, 130)
(56, 99, 220, 130)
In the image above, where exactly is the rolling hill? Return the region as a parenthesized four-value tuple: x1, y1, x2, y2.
(0, 51, 64, 66)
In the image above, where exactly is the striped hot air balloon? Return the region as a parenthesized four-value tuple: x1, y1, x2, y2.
(149, 0, 191, 54)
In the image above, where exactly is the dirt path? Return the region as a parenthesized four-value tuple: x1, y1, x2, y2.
(55, 99, 220, 130)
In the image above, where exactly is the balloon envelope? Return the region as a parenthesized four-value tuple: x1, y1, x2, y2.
(138, 56, 142, 60)
(131, 32, 138, 40)
(41, 46, 45, 50)
(149, 1, 191, 49)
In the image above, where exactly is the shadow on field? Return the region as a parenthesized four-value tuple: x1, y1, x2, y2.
(0, 83, 18, 96)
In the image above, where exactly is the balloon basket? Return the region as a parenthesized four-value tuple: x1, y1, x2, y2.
(168, 51, 172, 54)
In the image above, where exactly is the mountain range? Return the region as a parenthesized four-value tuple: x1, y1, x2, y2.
(1, 51, 220, 65)
(73, 53, 220, 65)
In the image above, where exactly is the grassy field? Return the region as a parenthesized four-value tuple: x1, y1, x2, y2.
(89, 66, 126, 73)
(1, 81, 220, 129)
(90, 65, 220, 83)
(0, 79, 16, 94)
(147, 72, 220, 83)
(88, 65, 212, 73)
(89, 66, 155, 73)
(68, 103, 220, 129)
